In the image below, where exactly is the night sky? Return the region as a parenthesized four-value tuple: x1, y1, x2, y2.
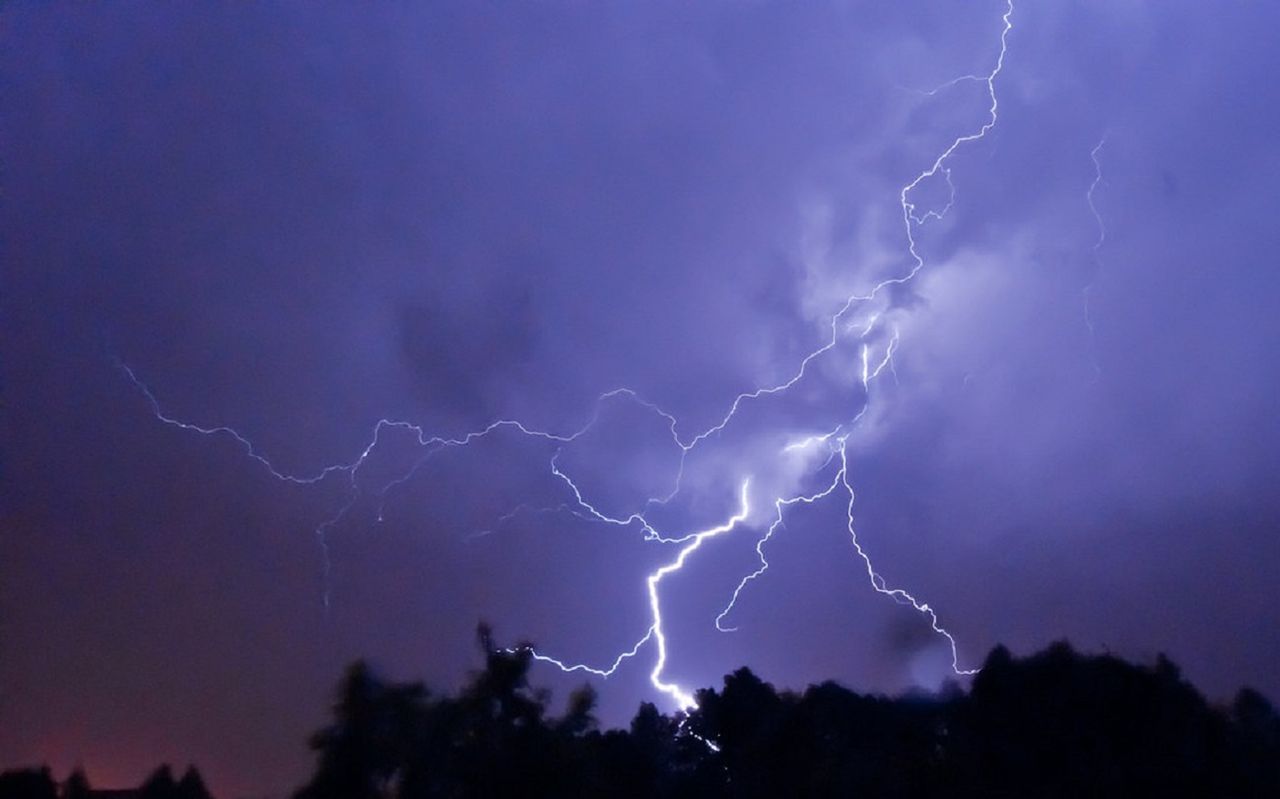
(4, 2, 1280, 796)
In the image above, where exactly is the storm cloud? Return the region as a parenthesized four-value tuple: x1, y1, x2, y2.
(4, 2, 1279, 796)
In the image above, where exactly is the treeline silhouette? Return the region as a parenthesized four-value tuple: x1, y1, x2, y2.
(0, 764, 211, 799)
(293, 625, 1280, 798)
(4, 626, 1278, 798)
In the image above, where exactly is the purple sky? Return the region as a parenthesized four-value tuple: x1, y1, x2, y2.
(4, 1, 1280, 796)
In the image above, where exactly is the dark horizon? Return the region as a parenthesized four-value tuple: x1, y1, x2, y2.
(5, 2, 1280, 797)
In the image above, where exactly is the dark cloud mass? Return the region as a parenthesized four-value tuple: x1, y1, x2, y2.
(4, 2, 1280, 796)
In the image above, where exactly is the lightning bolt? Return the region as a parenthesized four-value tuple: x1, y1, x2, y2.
(1087, 137, 1108, 252)
(646, 479, 753, 709)
(708, 0, 1011, 679)
(516, 478, 751, 709)
(716, 470, 843, 634)
(1084, 134, 1109, 380)
(899, 0, 1013, 281)
(120, 0, 1016, 710)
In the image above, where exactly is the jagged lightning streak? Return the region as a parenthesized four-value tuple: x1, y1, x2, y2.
(837, 443, 975, 675)
(1087, 137, 1108, 253)
(716, 441, 975, 677)
(471, 0, 1007, 675)
(121, 359, 380, 609)
(126, 350, 754, 702)
(518, 478, 751, 709)
(122, 0, 1015, 710)
(716, 470, 843, 633)
(119, 358, 617, 609)
(899, 0, 1012, 279)
(520, 628, 655, 678)
(119, 360, 372, 486)
(711, 0, 1012, 677)
(647, 479, 752, 709)
(1083, 134, 1108, 380)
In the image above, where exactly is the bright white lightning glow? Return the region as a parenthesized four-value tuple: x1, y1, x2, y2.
(518, 478, 751, 709)
(647, 479, 752, 709)
(120, 0, 1017, 711)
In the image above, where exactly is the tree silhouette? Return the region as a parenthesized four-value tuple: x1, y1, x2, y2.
(139, 765, 179, 799)
(7, 633, 1274, 799)
(175, 766, 214, 799)
(61, 769, 91, 799)
(293, 660, 426, 799)
(0, 764, 210, 799)
(288, 633, 1279, 798)
(293, 623, 609, 799)
(0, 768, 55, 799)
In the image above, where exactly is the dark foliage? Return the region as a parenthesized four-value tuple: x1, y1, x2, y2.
(134, 765, 212, 799)
(60, 770, 90, 799)
(293, 632, 1280, 799)
(0, 765, 212, 799)
(0, 768, 55, 799)
(3, 634, 1276, 799)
